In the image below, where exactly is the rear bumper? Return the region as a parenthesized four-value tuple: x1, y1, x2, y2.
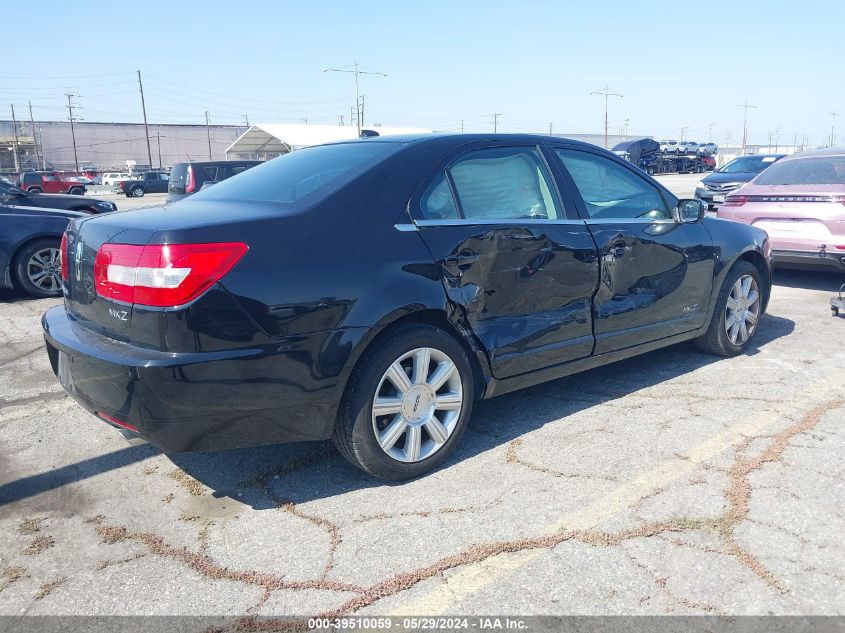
(773, 249, 845, 271)
(42, 306, 363, 452)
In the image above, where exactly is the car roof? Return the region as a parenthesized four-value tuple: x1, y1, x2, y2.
(325, 132, 604, 152)
(780, 147, 845, 160)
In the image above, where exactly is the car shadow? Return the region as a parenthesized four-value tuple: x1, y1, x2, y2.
(167, 312, 795, 509)
(773, 268, 844, 292)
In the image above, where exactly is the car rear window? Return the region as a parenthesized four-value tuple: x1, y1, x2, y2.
(169, 164, 188, 191)
(754, 156, 845, 185)
(193, 143, 399, 205)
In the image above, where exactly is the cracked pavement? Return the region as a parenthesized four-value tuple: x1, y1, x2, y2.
(1, 219, 844, 622)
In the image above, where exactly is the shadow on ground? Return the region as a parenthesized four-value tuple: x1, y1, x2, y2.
(773, 268, 844, 292)
(165, 312, 796, 509)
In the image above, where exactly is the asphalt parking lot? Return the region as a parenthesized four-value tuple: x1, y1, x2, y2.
(1, 173, 843, 622)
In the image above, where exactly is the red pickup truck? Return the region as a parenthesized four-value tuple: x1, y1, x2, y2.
(19, 171, 86, 195)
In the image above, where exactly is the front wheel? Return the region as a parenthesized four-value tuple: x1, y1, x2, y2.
(333, 324, 475, 480)
(695, 261, 764, 356)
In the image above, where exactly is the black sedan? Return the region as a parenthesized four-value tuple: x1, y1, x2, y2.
(0, 179, 118, 214)
(43, 134, 772, 479)
(1, 205, 88, 297)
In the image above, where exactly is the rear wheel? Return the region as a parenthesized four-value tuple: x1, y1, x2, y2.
(68, 187, 84, 195)
(27, 187, 42, 194)
(131, 186, 145, 197)
(695, 261, 763, 357)
(14, 238, 63, 298)
(333, 324, 474, 480)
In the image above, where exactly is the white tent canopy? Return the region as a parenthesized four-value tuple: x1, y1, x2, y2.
(225, 123, 433, 158)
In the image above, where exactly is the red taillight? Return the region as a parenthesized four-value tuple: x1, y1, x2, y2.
(97, 411, 138, 432)
(60, 233, 69, 281)
(723, 196, 747, 207)
(93, 242, 248, 308)
(835, 245, 845, 250)
(185, 165, 195, 193)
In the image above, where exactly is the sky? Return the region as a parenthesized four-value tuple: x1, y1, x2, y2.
(3, 0, 844, 147)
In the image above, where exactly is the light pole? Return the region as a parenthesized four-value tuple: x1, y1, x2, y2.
(623, 118, 630, 140)
(830, 112, 840, 147)
(323, 60, 386, 136)
(737, 98, 757, 154)
(65, 93, 81, 173)
(708, 123, 714, 143)
(680, 126, 689, 142)
(590, 85, 623, 148)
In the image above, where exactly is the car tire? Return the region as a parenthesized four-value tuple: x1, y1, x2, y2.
(69, 187, 84, 195)
(27, 187, 42, 194)
(695, 260, 763, 357)
(14, 238, 63, 298)
(333, 323, 475, 480)
(131, 186, 145, 197)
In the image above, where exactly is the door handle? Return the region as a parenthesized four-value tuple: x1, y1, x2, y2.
(443, 251, 481, 271)
(610, 243, 630, 258)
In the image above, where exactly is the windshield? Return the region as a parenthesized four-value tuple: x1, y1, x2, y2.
(194, 142, 400, 205)
(754, 155, 845, 185)
(718, 156, 778, 174)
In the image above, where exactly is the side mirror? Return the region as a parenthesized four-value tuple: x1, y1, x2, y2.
(678, 198, 706, 223)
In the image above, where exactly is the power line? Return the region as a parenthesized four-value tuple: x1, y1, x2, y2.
(323, 59, 387, 135)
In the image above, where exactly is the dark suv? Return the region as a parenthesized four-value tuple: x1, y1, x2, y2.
(167, 160, 261, 203)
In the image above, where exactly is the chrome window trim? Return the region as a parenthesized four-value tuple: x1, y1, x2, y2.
(582, 218, 678, 225)
(414, 218, 585, 227)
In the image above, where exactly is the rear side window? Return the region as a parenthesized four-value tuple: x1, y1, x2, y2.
(754, 156, 845, 185)
(194, 143, 398, 205)
(444, 146, 561, 220)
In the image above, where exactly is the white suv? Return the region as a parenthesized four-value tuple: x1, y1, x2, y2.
(101, 172, 131, 187)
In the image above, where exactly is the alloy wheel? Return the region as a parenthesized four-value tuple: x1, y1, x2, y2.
(725, 274, 760, 346)
(371, 347, 463, 463)
(27, 248, 62, 293)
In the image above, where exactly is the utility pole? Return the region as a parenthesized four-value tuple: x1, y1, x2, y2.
(737, 98, 757, 155)
(323, 60, 386, 136)
(360, 95, 364, 128)
(623, 118, 629, 140)
(338, 114, 344, 126)
(680, 126, 689, 142)
(10, 104, 21, 172)
(459, 119, 464, 133)
(549, 122, 554, 135)
(590, 85, 623, 149)
(205, 110, 212, 160)
(136, 71, 153, 171)
(350, 106, 354, 127)
(65, 93, 81, 173)
(490, 113, 501, 133)
(775, 127, 780, 152)
(156, 132, 162, 168)
(242, 114, 250, 128)
(28, 101, 41, 169)
(830, 112, 840, 147)
(708, 123, 714, 143)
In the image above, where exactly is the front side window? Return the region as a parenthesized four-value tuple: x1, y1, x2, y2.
(555, 149, 671, 220)
(445, 146, 561, 220)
